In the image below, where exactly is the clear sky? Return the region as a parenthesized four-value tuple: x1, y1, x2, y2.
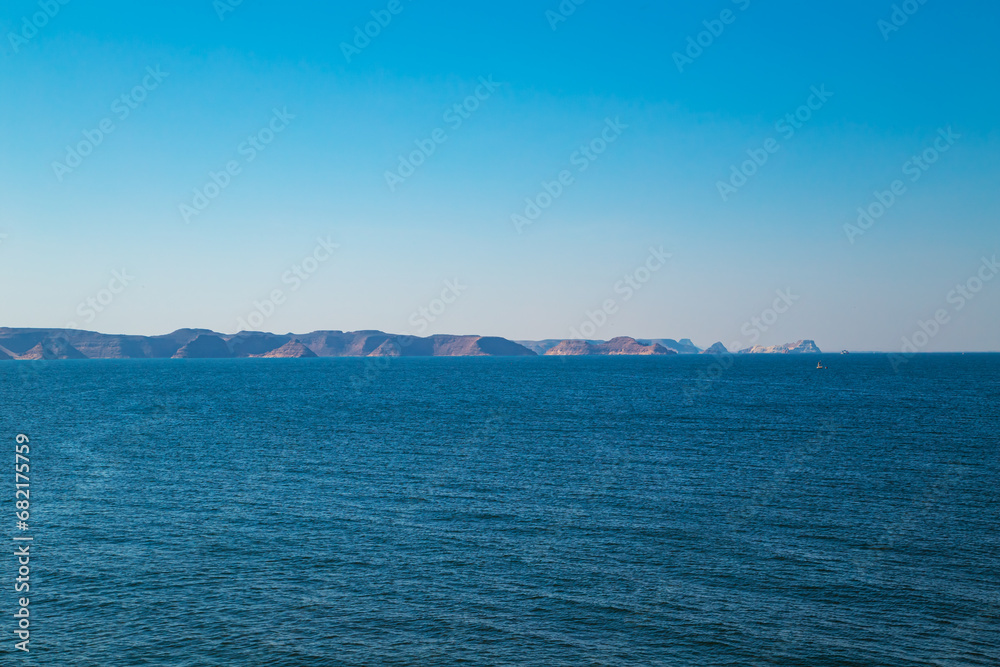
(1, 0, 997, 351)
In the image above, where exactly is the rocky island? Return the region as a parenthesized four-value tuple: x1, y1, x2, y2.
(0, 328, 820, 360)
(543, 337, 674, 356)
(737, 340, 822, 354)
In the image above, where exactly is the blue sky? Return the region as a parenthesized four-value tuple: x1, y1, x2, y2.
(1, 0, 997, 351)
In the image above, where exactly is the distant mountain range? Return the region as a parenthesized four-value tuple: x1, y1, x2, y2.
(737, 340, 822, 354)
(517, 337, 703, 355)
(0, 328, 822, 360)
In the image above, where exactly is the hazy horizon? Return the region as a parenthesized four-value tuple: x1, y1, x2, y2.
(2, 324, 999, 355)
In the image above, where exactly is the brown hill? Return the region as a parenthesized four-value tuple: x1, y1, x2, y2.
(702, 342, 729, 355)
(172, 335, 233, 359)
(0, 328, 729, 359)
(738, 340, 822, 354)
(253, 339, 317, 358)
(17, 337, 88, 360)
(544, 337, 675, 356)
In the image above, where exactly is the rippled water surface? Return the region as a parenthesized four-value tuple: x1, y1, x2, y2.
(1, 355, 998, 665)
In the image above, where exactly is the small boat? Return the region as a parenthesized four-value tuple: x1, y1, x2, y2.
(816, 361, 828, 369)
(841, 350, 849, 355)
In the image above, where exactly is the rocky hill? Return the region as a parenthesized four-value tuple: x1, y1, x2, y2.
(0, 328, 537, 359)
(543, 337, 675, 356)
(638, 338, 701, 354)
(522, 337, 702, 355)
(738, 340, 822, 354)
(172, 334, 233, 359)
(252, 339, 318, 358)
(515, 339, 576, 355)
(0, 328, 820, 359)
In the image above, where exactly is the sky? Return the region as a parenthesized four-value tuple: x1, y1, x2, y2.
(0, 0, 997, 351)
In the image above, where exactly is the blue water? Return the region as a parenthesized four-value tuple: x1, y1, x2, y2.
(2, 355, 998, 665)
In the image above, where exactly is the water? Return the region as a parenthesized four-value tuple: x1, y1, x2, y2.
(1, 355, 998, 665)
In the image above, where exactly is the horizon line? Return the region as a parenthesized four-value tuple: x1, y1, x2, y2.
(0, 326, 996, 354)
